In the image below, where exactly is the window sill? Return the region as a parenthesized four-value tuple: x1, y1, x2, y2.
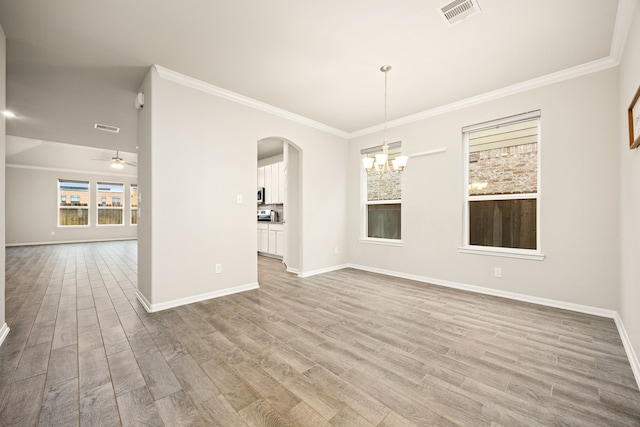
(458, 246, 545, 261)
(359, 238, 403, 247)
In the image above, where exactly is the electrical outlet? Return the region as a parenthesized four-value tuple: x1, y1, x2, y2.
(51, 231, 55, 236)
(494, 267, 502, 278)
(237, 194, 243, 204)
(334, 246, 339, 254)
(215, 264, 222, 274)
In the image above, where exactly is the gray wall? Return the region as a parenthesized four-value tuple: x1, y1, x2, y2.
(619, 2, 640, 377)
(5, 167, 138, 245)
(348, 67, 620, 311)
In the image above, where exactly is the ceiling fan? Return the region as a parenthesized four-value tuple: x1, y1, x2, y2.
(93, 150, 137, 169)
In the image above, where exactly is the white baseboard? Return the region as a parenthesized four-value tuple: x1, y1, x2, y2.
(6, 237, 136, 247)
(0, 323, 9, 347)
(136, 282, 260, 313)
(614, 313, 640, 390)
(298, 264, 350, 278)
(347, 263, 640, 390)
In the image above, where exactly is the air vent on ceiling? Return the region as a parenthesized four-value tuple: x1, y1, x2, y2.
(94, 123, 120, 133)
(440, 0, 481, 26)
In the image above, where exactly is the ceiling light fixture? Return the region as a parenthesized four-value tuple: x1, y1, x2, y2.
(363, 65, 408, 174)
(2, 110, 17, 118)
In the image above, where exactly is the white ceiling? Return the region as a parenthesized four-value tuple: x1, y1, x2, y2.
(6, 135, 137, 175)
(0, 1, 625, 153)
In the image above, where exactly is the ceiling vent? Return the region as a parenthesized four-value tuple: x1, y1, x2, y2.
(440, 0, 481, 26)
(94, 123, 120, 133)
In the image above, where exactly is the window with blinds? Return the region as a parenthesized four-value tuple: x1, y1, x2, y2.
(463, 111, 541, 253)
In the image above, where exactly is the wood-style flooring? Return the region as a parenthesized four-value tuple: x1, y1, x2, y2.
(1, 241, 639, 426)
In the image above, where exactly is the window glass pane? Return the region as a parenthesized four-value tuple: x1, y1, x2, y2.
(59, 208, 89, 226)
(131, 185, 138, 208)
(366, 146, 402, 202)
(469, 199, 536, 249)
(367, 172, 401, 202)
(368, 204, 401, 239)
(468, 119, 538, 196)
(59, 181, 88, 207)
(97, 183, 124, 206)
(98, 209, 123, 225)
(130, 185, 138, 225)
(97, 182, 124, 225)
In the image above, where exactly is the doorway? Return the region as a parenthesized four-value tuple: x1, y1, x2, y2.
(257, 137, 302, 273)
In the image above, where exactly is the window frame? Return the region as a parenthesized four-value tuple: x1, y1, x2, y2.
(97, 181, 125, 226)
(359, 141, 404, 246)
(58, 179, 90, 227)
(460, 111, 544, 260)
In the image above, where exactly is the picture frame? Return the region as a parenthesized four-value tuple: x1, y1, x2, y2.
(629, 85, 640, 149)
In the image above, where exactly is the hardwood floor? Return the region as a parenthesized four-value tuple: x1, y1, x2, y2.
(0, 241, 639, 426)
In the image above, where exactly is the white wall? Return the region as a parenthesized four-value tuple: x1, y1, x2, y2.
(0, 24, 7, 344)
(619, 1, 640, 373)
(5, 166, 138, 245)
(348, 68, 620, 310)
(137, 66, 348, 309)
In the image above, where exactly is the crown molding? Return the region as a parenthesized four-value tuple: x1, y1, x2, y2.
(349, 56, 619, 139)
(610, 0, 638, 63)
(154, 48, 621, 142)
(152, 65, 350, 139)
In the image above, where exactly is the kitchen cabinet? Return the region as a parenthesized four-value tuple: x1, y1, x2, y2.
(257, 167, 265, 188)
(258, 223, 269, 253)
(258, 223, 284, 258)
(258, 161, 285, 204)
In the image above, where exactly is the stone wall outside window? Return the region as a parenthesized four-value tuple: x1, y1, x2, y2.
(468, 142, 537, 196)
(367, 172, 401, 201)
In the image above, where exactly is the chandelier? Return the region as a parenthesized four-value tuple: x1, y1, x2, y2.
(362, 65, 408, 174)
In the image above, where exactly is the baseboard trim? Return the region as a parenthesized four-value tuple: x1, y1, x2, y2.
(6, 237, 136, 247)
(0, 323, 10, 347)
(347, 263, 640, 390)
(136, 282, 260, 313)
(614, 313, 640, 390)
(298, 264, 350, 278)
(348, 263, 617, 317)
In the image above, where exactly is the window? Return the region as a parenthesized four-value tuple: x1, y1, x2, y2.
(462, 111, 541, 258)
(361, 142, 403, 241)
(130, 184, 138, 225)
(97, 182, 124, 225)
(58, 180, 89, 226)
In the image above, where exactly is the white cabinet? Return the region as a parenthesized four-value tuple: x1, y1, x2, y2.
(277, 162, 285, 204)
(264, 166, 272, 203)
(275, 228, 285, 256)
(258, 161, 285, 204)
(268, 230, 277, 254)
(257, 167, 265, 188)
(258, 223, 269, 253)
(258, 223, 284, 258)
